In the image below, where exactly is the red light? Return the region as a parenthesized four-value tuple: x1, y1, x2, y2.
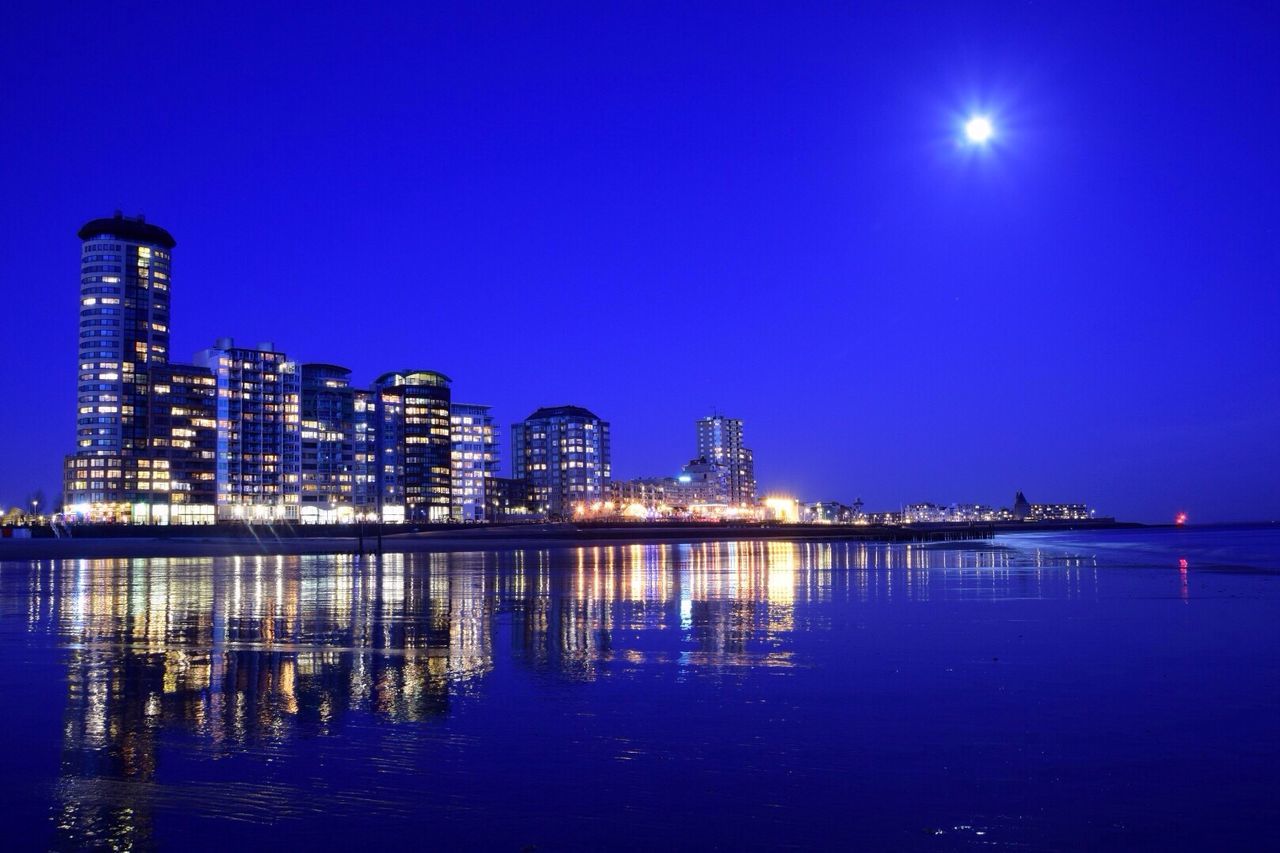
(1175, 512, 1188, 525)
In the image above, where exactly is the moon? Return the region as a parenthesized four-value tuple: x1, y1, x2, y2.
(964, 115, 994, 144)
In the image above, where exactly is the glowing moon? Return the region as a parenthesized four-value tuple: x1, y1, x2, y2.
(964, 115, 994, 144)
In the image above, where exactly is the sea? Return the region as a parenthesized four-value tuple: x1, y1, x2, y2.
(1, 526, 1277, 850)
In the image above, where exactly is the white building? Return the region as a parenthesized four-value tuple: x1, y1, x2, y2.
(450, 403, 497, 521)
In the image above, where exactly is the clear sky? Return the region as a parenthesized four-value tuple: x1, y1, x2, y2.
(1, 1, 1277, 522)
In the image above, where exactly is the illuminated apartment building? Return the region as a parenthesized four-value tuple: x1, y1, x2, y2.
(1028, 503, 1094, 521)
(63, 213, 222, 523)
(72, 213, 175, 456)
(902, 502, 949, 524)
(193, 339, 302, 520)
(695, 415, 756, 505)
(609, 476, 684, 508)
(63, 363, 218, 523)
(137, 363, 218, 522)
(299, 364, 356, 522)
(511, 405, 611, 517)
(371, 370, 452, 523)
(352, 388, 377, 516)
(450, 403, 497, 522)
(679, 456, 733, 505)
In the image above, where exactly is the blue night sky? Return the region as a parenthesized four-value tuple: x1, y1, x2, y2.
(1, 2, 1277, 522)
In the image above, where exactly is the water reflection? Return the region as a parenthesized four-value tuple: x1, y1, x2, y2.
(16, 540, 1097, 847)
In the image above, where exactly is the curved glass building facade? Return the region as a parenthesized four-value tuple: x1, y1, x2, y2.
(75, 213, 174, 455)
(372, 370, 452, 522)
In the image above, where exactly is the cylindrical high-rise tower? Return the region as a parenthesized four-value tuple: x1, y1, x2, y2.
(74, 212, 176, 455)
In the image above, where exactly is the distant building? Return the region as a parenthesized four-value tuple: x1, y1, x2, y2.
(451, 403, 497, 521)
(609, 476, 690, 511)
(949, 503, 998, 522)
(679, 456, 733, 505)
(696, 415, 756, 505)
(512, 405, 611, 517)
(803, 501, 854, 524)
(299, 364, 356, 522)
(1029, 503, 1093, 521)
(371, 370, 453, 522)
(1010, 491, 1092, 522)
(864, 511, 903, 525)
(903, 502, 949, 523)
(193, 339, 302, 520)
(608, 457, 731, 514)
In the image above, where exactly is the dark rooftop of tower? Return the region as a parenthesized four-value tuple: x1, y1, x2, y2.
(78, 212, 176, 249)
(525, 405, 602, 421)
(301, 363, 353, 376)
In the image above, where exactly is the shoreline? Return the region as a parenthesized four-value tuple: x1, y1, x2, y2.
(0, 520, 1150, 561)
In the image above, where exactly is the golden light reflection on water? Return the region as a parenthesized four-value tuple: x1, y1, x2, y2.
(20, 540, 1096, 847)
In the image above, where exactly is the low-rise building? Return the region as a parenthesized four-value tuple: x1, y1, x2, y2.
(802, 501, 855, 524)
(1029, 503, 1093, 521)
(487, 476, 537, 521)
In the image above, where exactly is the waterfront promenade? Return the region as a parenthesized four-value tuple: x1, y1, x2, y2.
(0, 519, 1136, 560)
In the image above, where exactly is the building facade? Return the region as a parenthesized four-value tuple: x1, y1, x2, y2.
(695, 415, 756, 505)
(486, 476, 535, 521)
(138, 363, 218, 523)
(511, 405, 611, 517)
(193, 339, 301, 520)
(300, 364, 356, 522)
(372, 370, 452, 522)
(63, 362, 218, 523)
(352, 388, 377, 516)
(450, 403, 497, 522)
(1028, 503, 1093, 521)
(73, 213, 175, 458)
(679, 456, 734, 505)
(802, 501, 855, 524)
(63, 214, 222, 523)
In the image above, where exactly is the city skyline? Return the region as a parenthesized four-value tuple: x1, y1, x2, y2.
(20, 202, 1269, 522)
(2, 4, 1278, 522)
(54, 211, 1095, 524)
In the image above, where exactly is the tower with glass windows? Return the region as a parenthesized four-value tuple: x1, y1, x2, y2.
(695, 415, 756, 506)
(372, 370, 453, 523)
(193, 339, 302, 520)
(73, 214, 174, 452)
(300, 363, 356, 522)
(64, 214, 216, 522)
(450, 402, 497, 521)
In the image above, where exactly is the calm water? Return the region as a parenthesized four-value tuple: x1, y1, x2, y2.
(2, 528, 1278, 850)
